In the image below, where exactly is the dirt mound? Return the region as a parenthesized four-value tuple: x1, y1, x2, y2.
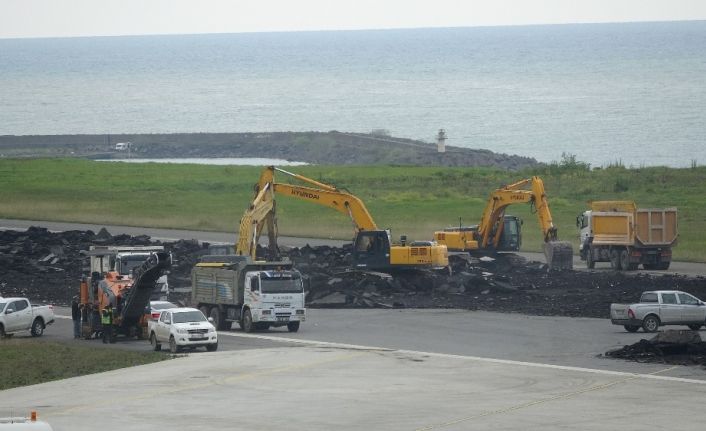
(3, 227, 705, 321)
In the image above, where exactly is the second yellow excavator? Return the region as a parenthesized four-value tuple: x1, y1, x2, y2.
(433, 176, 573, 270)
(235, 166, 448, 271)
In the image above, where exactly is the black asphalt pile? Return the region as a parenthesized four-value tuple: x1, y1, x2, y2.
(605, 330, 706, 367)
(281, 244, 706, 318)
(2, 227, 706, 320)
(0, 227, 205, 305)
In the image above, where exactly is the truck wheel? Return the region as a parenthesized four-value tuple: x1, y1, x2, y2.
(610, 249, 622, 270)
(287, 322, 300, 333)
(242, 309, 254, 333)
(30, 318, 45, 337)
(623, 325, 640, 333)
(586, 251, 595, 269)
(206, 343, 218, 352)
(169, 336, 179, 353)
(642, 315, 660, 333)
(688, 324, 702, 331)
(150, 332, 161, 351)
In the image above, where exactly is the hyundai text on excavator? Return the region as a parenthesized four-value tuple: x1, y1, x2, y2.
(433, 176, 573, 270)
(235, 166, 449, 271)
(79, 246, 171, 342)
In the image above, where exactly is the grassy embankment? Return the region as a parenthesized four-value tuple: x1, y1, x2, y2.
(0, 158, 704, 261)
(0, 338, 167, 390)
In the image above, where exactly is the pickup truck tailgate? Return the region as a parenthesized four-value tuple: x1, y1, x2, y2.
(610, 304, 630, 319)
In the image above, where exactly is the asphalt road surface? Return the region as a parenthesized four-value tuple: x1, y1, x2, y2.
(47, 307, 706, 381)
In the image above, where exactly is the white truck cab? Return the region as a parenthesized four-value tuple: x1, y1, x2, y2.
(243, 270, 306, 331)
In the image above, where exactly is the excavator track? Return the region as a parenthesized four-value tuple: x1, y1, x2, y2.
(543, 241, 574, 271)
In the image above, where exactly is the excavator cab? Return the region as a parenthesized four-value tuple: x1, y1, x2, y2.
(495, 215, 522, 252)
(352, 231, 392, 270)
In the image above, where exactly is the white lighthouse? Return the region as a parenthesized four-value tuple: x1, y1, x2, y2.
(437, 129, 447, 153)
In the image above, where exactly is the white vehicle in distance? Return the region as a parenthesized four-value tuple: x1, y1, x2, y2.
(148, 307, 218, 353)
(0, 297, 54, 338)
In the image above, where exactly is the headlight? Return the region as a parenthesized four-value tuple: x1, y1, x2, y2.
(295, 309, 305, 315)
(262, 309, 272, 315)
(177, 328, 187, 334)
(208, 326, 216, 333)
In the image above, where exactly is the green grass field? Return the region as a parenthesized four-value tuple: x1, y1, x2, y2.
(0, 338, 167, 390)
(0, 158, 703, 261)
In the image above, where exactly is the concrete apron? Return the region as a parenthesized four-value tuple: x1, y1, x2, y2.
(2, 346, 704, 431)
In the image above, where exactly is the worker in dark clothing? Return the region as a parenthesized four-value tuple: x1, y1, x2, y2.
(71, 296, 81, 339)
(101, 305, 114, 344)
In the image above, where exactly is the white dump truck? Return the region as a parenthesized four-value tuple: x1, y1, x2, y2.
(192, 256, 306, 333)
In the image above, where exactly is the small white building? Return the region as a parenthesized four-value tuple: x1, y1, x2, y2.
(114, 142, 131, 151)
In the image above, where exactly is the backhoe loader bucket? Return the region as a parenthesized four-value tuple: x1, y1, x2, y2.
(543, 241, 574, 271)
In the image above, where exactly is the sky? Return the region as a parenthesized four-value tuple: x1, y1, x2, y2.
(1, 0, 706, 39)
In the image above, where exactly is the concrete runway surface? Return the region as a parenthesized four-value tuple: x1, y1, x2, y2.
(2, 344, 705, 431)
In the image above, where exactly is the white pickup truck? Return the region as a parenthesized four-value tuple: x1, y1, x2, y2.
(610, 290, 706, 333)
(0, 297, 55, 338)
(148, 307, 218, 353)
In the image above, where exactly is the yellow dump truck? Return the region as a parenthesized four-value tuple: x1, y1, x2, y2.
(577, 201, 678, 270)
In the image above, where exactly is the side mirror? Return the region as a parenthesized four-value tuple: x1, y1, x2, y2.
(164, 319, 171, 325)
(5, 309, 14, 314)
(207, 317, 215, 323)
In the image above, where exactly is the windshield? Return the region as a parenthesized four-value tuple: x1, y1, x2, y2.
(118, 254, 150, 275)
(172, 311, 207, 323)
(257, 271, 303, 293)
(153, 302, 177, 310)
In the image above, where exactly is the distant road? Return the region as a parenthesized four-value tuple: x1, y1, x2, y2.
(2, 218, 704, 276)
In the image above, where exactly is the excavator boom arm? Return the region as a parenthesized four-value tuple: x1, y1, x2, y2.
(271, 183, 378, 232)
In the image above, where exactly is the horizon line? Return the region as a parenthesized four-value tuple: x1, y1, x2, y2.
(1, 18, 704, 41)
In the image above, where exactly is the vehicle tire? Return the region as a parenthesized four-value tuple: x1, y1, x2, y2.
(688, 324, 702, 331)
(209, 307, 222, 329)
(150, 332, 161, 351)
(169, 336, 179, 354)
(586, 251, 595, 269)
(287, 321, 300, 333)
(610, 249, 621, 270)
(0, 324, 5, 338)
(206, 343, 218, 352)
(242, 309, 254, 333)
(642, 315, 660, 333)
(623, 325, 640, 333)
(30, 318, 44, 337)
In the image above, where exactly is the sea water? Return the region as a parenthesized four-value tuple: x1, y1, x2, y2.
(1, 21, 704, 167)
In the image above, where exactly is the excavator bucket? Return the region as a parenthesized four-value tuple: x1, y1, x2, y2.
(543, 241, 574, 271)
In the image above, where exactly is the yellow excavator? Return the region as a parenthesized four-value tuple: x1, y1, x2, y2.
(236, 166, 448, 271)
(433, 176, 573, 270)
